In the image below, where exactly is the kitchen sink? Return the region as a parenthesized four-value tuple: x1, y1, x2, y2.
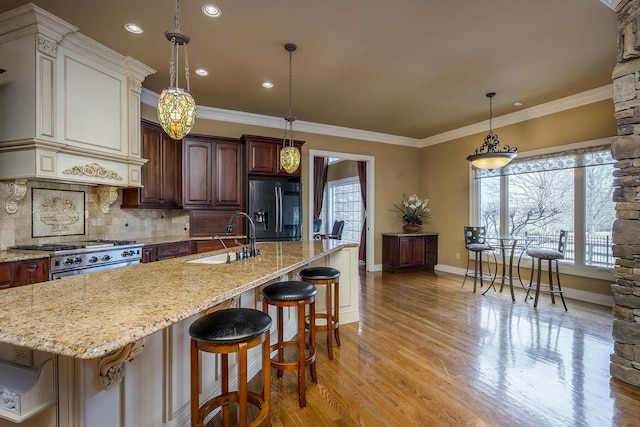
(186, 253, 232, 264)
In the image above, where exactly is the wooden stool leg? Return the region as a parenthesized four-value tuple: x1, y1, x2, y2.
(334, 280, 341, 346)
(277, 306, 284, 379)
(238, 343, 248, 427)
(297, 300, 306, 408)
(326, 282, 334, 360)
(190, 339, 200, 427)
(309, 299, 317, 384)
(221, 353, 229, 427)
(262, 330, 271, 426)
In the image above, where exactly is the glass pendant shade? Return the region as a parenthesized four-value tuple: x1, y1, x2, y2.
(280, 145, 301, 174)
(157, 87, 196, 140)
(466, 151, 516, 170)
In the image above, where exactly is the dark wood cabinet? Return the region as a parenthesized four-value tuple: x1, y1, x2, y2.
(122, 121, 179, 208)
(0, 258, 49, 289)
(191, 238, 246, 254)
(141, 241, 191, 263)
(16, 259, 49, 285)
(242, 134, 304, 177)
(179, 135, 244, 209)
(382, 233, 438, 273)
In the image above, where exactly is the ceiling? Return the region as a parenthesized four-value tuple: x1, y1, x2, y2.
(0, 0, 619, 140)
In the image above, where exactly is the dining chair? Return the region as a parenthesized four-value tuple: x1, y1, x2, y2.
(321, 220, 345, 240)
(462, 226, 497, 293)
(525, 230, 568, 310)
(313, 219, 322, 239)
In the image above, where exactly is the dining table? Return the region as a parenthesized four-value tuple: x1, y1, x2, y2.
(483, 235, 533, 302)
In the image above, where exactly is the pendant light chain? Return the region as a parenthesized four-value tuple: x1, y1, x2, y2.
(284, 47, 295, 147)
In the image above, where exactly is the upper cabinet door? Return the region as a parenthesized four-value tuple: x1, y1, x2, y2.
(179, 135, 243, 209)
(215, 142, 243, 207)
(181, 137, 214, 207)
(242, 134, 304, 178)
(121, 121, 179, 209)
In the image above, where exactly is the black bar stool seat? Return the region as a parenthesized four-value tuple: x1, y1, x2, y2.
(189, 307, 272, 427)
(262, 280, 317, 408)
(299, 267, 341, 360)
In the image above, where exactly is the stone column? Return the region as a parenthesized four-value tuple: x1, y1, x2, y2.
(611, 0, 640, 387)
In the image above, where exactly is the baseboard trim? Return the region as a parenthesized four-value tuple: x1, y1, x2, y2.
(434, 264, 613, 307)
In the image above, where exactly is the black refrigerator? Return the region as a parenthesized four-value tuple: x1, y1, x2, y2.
(249, 179, 303, 241)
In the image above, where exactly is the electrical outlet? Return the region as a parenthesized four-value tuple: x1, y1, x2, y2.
(14, 346, 33, 366)
(456, 252, 460, 260)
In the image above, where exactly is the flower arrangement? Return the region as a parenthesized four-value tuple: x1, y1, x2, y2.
(395, 193, 430, 226)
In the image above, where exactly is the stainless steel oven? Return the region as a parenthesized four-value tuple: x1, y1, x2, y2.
(9, 240, 144, 280)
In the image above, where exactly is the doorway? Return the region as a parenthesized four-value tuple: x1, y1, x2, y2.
(308, 149, 375, 272)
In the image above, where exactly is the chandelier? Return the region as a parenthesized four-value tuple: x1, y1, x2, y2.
(280, 43, 301, 174)
(157, 0, 196, 140)
(466, 92, 517, 170)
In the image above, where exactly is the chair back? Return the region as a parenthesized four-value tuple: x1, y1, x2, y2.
(557, 230, 567, 254)
(331, 220, 345, 239)
(313, 219, 322, 233)
(464, 226, 486, 247)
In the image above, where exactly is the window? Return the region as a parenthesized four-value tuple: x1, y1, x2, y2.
(322, 177, 363, 242)
(474, 140, 615, 273)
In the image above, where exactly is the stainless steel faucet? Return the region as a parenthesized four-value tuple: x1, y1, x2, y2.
(226, 212, 258, 257)
(211, 235, 231, 263)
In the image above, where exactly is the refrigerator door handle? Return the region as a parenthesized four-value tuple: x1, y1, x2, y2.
(278, 186, 283, 232)
(274, 187, 278, 233)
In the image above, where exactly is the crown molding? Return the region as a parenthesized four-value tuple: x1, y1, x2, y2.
(417, 84, 613, 148)
(141, 84, 613, 148)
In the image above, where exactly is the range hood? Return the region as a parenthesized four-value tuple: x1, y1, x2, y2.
(0, 4, 155, 213)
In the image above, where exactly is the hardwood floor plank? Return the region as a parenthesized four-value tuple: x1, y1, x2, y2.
(214, 268, 640, 426)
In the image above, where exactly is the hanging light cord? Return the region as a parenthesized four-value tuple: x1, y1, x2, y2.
(284, 46, 295, 147)
(168, 0, 190, 91)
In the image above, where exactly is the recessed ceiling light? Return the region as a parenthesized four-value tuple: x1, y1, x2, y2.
(262, 81, 274, 89)
(514, 101, 523, 107)
(195, 69, 209, 76)
(123, 23, 143, 34)
(202, 5, 222, 18)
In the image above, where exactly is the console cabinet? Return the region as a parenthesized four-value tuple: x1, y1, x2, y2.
(382, 233, 438, 273)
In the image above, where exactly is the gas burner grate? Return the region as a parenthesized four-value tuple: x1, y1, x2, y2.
(84, 239, 138, 245)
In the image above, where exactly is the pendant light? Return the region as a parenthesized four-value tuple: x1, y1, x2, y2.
(466, 92, 517, 170)
(157, 0, 196, 140)
(280, 43, 301, 174)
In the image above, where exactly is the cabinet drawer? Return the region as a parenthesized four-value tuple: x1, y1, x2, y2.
(155, 242, 191, 260)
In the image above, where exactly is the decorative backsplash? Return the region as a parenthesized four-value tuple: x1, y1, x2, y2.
(0, 181, 189, 250)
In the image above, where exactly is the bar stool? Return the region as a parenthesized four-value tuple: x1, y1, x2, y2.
(462, 226, 497, 293)
(299, 267, 341, 360)
(525, 230, 568, 311)
(262, 281, 317, 408)
(189, 307, 271, 427)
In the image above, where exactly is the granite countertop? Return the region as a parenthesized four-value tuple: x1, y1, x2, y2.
(0, 235, 247, 263)
(0, 240, 355, 359)
(0, 250, 50, 263)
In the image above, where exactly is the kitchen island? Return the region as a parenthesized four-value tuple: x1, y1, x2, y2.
(0, 240, 359, 427)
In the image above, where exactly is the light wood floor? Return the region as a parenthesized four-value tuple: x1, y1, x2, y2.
(222, 268, 640, 426)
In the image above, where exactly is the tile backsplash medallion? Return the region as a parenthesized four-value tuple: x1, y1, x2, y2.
(0, 181, 189, 250)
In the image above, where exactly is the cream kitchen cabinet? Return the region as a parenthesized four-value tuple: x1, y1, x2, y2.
(0, 4, 154, 189)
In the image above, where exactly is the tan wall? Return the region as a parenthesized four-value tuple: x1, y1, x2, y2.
(421, 99, 617, 295)
(143, 100, 617, 295)
(327, 160, 359, 182)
